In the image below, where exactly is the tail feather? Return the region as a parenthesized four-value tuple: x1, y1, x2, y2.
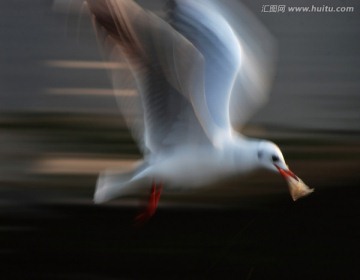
(94, 170, 150, 204)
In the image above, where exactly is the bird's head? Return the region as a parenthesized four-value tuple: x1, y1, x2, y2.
(257, 141, 288, 173)
(256, 140, 314, 201)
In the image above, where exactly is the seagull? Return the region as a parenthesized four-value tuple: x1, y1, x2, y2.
(85, 0, 314, 221)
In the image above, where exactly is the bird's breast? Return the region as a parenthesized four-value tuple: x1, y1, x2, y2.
(153, 147, 234, 188)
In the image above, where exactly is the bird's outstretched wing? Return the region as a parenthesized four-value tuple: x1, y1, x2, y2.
(215, 0, 277, 129)
(86, 0, 276, 153)
(168, 0, 242, 143)
(86, 0, 212, 155)
(169, 0, 277, 134)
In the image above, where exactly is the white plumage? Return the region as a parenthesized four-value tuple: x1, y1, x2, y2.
(84, 0, 313, 206)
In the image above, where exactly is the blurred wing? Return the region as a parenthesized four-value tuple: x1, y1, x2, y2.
(171, 0, 277, 133)
(209, 0, 277, 129)
(86, 0, 211, 154)
(96, 32, 146, 152)
(169, 0, 242, 141)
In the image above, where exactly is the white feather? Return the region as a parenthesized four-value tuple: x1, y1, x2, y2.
(85, 0, 311, 204)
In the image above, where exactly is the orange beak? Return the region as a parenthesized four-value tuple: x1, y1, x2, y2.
(274, 164, 299, 181)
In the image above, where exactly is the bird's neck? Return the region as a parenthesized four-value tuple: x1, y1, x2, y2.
(224, 137, 260, 174)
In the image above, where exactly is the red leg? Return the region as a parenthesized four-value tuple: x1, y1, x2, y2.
(134, 180, 163, 226)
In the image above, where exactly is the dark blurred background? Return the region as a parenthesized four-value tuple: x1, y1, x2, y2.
(0, 0, 359, 279)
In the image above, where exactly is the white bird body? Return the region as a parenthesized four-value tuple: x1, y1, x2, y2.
(139, 140, 255, 187)
(95, 136, 260, 203)
(85, 0, 314, 207)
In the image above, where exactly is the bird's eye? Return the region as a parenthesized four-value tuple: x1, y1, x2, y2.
(257, 150, 263, 159)
(272, 155, 279, 162)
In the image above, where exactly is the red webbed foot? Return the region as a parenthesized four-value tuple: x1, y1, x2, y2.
(134, 180, 163, 226)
